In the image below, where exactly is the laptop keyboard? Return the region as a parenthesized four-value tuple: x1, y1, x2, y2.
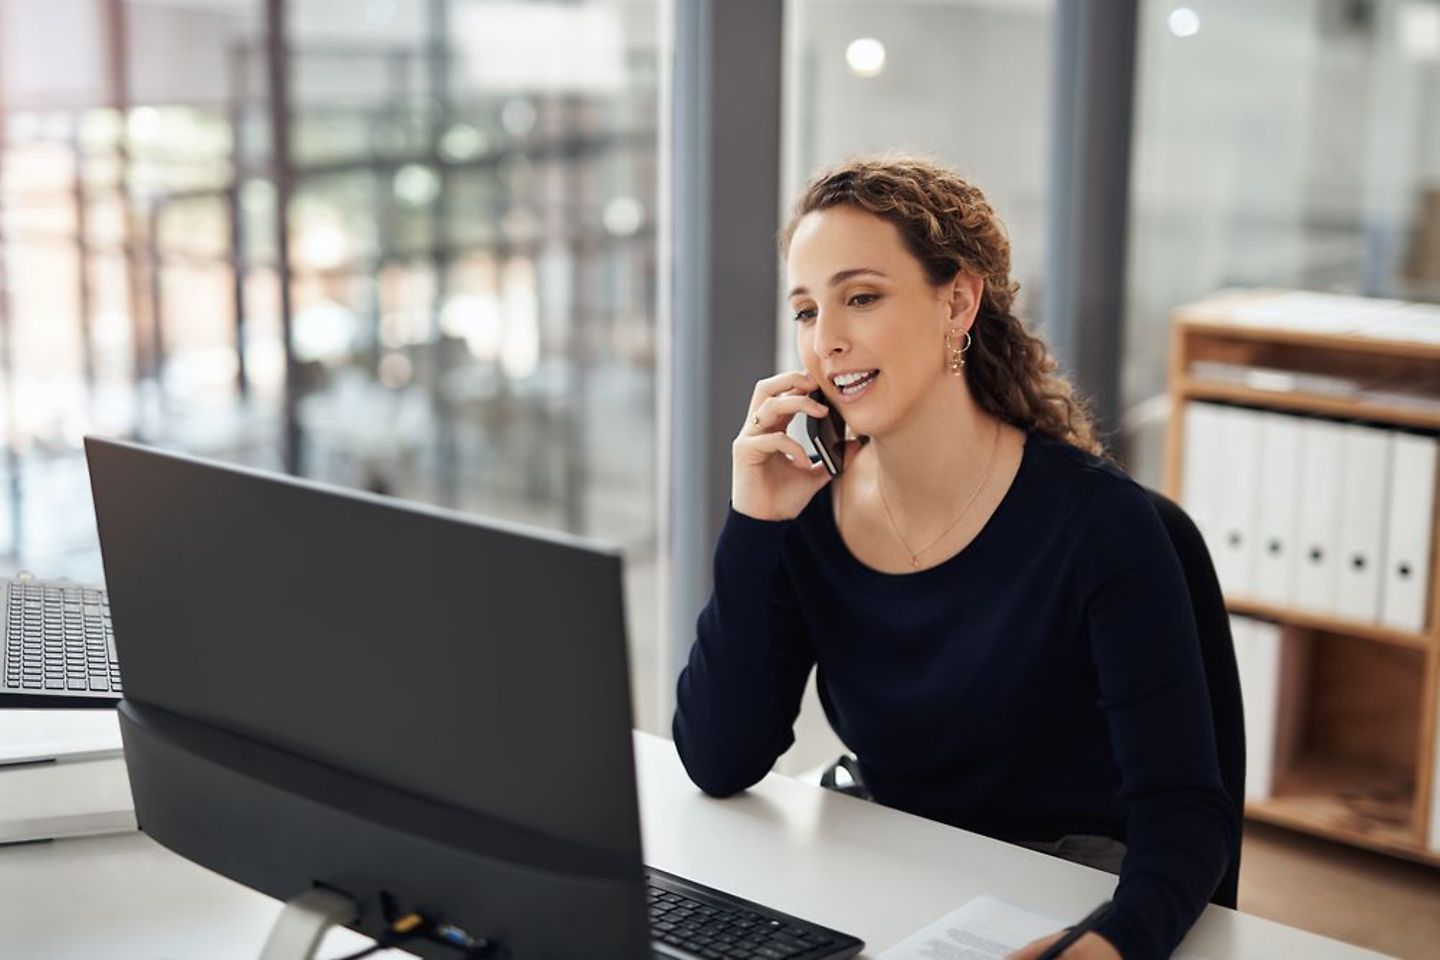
(647, 881, 845, 959)
(4, 581, 119, 694)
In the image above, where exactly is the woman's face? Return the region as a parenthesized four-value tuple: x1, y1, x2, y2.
(786, 205, 972, 438)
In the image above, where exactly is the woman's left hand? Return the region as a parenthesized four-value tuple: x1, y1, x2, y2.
(1004, 930, 1122, 960)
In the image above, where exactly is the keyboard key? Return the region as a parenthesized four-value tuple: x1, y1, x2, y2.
(771, 934, 811, 954)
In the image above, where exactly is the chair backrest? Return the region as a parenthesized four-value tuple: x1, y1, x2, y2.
(1142, 486, 1245, 909)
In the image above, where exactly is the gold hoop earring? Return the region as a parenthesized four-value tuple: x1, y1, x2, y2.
(945, 327, 972, 375)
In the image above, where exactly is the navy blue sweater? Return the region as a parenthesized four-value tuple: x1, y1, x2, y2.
(673, 428, 1238, 960)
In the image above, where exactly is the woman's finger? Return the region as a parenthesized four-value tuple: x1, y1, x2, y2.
(735, 431, 822, 469)
(744, 393, 829, 435)
(1004, 931, 1062, 960)
(748, 370, 817, 414)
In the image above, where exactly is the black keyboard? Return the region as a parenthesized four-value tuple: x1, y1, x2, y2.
(646, 867, 863, 960)
(0, 577, 122, 708)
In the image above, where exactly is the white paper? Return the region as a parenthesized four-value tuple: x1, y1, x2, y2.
(0, 709, 122, 765)
(878, 896, 1208, 960)
(877, 897, 1062, 959)
(0, 755, 136, 844)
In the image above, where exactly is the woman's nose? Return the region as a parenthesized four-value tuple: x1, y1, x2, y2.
(812, 313, 848, 357)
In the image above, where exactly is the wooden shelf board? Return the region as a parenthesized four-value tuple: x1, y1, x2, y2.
(1178, 377, 1440, 430)
(1245, 755, 1436, 864)
(1245, 804, 1440, 867)
(1175, 316, 1440, 362)
(1224, 598, 1437, 651)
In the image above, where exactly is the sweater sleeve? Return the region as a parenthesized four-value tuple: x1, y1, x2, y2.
(1081, 482, 1240, 960)
(672, 505, 817, 797)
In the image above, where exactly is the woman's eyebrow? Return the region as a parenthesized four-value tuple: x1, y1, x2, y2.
(787, 267, 888, 299)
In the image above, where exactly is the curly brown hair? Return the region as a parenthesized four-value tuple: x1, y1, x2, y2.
(779, 154, 1107, 459)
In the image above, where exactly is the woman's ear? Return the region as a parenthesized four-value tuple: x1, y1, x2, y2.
(946, 272, 984, 328)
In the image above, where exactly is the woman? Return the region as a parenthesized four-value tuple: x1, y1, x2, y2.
(672, 156, 1237, 960)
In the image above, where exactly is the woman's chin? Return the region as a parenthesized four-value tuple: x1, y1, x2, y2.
(842, 407, 892, 441)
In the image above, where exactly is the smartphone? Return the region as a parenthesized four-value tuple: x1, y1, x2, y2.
(806, 389, 847, 476)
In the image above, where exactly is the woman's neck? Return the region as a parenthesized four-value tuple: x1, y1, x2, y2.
(864, 379, 1002, 524)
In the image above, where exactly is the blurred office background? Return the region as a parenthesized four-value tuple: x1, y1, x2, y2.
(4, 3, 1440, 949)
(0, 0, 667, 719)
(6, 0, 1440, 739)
(785, 0, 1440, 479)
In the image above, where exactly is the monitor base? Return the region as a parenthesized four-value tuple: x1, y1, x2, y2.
(259, 887, 358, 960)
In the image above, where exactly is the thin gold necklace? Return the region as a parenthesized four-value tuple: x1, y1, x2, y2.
(876, 420, 1002, 568)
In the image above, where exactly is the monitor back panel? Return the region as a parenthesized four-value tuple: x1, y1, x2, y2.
(85, 437, 641, 863)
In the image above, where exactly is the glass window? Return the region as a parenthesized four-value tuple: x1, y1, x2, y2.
(1124, 0, 1440, 483)
(0, 0, 667, 732)
(783, 0, 1056, 365)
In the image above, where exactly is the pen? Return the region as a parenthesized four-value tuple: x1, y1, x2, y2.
(1034, 900, 1114, 960)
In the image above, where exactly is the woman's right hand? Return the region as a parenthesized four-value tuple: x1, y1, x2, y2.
(731, 371, 835, 521)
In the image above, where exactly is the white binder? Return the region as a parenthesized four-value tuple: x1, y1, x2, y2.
(1432, 673, 1440, 852)
(1294, 419, 1345, 615)
(1214, 406, 1262, 599)
(1334, 424, 1392, 623)
(1381, 431, 1438, 634)
(1181, 403, 1225, 562)
(1254, 413, 1302, 608)
(1230, 616, 1276, 801)
(1232, 616, 1308, 803)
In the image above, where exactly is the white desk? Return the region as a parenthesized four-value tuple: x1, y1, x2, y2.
(0, 731, 1387, 959)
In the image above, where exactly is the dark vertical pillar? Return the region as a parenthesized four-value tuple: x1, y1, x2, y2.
(147, 200, 165, 397)
(667, 0, 784, 683)
(1043, 0, 1139, 455)
(264, 0, 302, 475)
(228, 43, 250, 400)
(427, 0, 458, 506)
(366, 50, 409, 381)
(103, 0, 148, 422)
(564, 94, 592, 535)
(70, 127, 98, 412)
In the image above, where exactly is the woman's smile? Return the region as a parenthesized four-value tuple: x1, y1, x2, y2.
(831, 369, 881, 402)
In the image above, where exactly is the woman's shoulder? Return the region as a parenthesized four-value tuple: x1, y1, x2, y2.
(1025, 428, 1155, 519)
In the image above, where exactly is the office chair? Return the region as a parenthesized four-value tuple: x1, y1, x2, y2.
(818, 486, 1246, 909)
(1141, 487, 1245, 909)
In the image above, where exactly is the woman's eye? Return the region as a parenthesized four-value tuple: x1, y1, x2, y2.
(792, 307, 817, 323)
(849, 293, 879, 307)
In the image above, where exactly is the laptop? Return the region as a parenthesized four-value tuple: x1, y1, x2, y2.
(83, 437, 863, 960)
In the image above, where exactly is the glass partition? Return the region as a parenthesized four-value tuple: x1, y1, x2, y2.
(0, 0, 667, 730)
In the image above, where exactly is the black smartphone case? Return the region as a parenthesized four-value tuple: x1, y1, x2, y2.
(805, 389, 846, 476)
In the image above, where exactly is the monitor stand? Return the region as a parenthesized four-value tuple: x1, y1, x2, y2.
(259, 887, 359, 960)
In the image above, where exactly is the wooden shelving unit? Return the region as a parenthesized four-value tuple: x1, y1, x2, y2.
(1247, 754, 1419, 859)
(1164, 290, 1440, 868)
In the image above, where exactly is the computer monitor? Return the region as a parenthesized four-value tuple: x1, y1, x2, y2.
(85, 436, 650, 958)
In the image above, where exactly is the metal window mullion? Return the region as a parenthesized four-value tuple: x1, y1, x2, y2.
(664, 0, 784, 708)
(1043, 0, 1139, 456)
